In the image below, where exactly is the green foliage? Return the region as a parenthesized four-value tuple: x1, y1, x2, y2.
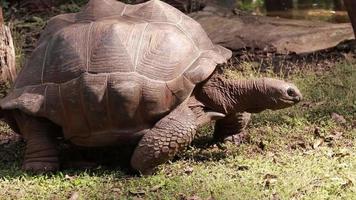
(0, 0, 9, 9)
(237, 0, 264, 12)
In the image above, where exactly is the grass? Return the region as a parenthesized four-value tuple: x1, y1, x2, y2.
(0, 3, 355, 199)
(0, 60, 354, 199)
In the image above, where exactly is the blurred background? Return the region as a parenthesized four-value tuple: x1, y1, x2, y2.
(0, 0, 351, 23)
(229, 0, 349, 23)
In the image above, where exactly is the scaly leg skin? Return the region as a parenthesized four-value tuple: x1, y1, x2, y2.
(213, 112, 251, 145)
(131, 104, 197, 175)
(12, 110, 60, 173)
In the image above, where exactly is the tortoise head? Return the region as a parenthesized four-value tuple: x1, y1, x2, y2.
(195, 75, 303, 114)
(244, 78, 302, 113)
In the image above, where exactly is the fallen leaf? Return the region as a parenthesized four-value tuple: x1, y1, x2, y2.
(271, 192, 280, 200)
(264, 174, 278, 179)
(186, 196, 202, 200)
(331, 113, 346, 124)
(341, 178, 354, 189)
(332, 151, 350, 158)
(112, 188, 121, 192)
(69, 191, 79, 200)
(132, 197, 144, 200)
(352, 120, 356, 129)
(290, 140, 307, 150)
(314, 127, 321, 137)
(178, 194, 203, 200)
(327, 131, 343, 141)
(206, 192, 216, 200)
(149, 183, 165, 192)
(64, 174, 75, 181)
(263, 174, 278, 188)
(313, 138, 324, 149)
(184, 167, 194, 175)
(129, 189, 146, 196)
(237, 165, 249, 171)
(178, 193, 186, 200)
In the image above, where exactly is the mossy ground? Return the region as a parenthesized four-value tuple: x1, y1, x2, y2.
(0, 2, 355, 199)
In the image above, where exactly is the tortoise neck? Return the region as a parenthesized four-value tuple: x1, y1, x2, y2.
(195, 74, 267, 114)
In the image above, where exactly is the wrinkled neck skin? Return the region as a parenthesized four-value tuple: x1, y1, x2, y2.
(194, 73, 268, 115)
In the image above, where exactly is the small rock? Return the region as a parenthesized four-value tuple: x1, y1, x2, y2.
(64, 174, 75, 181)
(331, 113, 346, 124)
(184, 166, 194, 175)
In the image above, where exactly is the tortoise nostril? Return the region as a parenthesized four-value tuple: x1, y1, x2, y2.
(287, 88, 295, 97)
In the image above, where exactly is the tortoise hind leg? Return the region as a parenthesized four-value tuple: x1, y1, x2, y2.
(12, 110, 60, 173)
(131, 104, 197, 175)
(213, 112, 251, 145)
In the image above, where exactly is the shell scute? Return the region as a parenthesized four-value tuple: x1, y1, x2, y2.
(0, 0, 231, 145)
(135, 23, 198, 81)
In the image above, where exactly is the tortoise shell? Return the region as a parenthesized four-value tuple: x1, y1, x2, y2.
(0, 0, 231, 146)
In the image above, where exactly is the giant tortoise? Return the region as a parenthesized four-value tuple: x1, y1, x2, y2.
(0, 0, 302, 174)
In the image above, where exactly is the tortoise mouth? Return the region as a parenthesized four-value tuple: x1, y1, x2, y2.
(269, 97, 301, 110)
(280, 96, 301, 104)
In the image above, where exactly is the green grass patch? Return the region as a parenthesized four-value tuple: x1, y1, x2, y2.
(0, 58, 355, 199)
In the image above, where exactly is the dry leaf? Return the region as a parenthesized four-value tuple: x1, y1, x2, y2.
(313, 138, 324, 149)
(331, 113, 346, 124)
(149, 183, 164, 192)
(187, 196, 202, 200)
(184, 167, 194, 175)
(129, 189, 146, 196)
(341, 178, 354, 189)
(64, 174, 75, 181)
(69, 191, 79, 200)
(314, 127, 321, 137)
(237, 165, 249, 171)
(325, 131, 343, 142)
(112, 188, 121, 192)
(263, 174, 278, 188)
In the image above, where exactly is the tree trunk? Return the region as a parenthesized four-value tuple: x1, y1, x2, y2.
(344, 0, 356, 37)
(334, 0, 345, 11)
(189, 9, 354, 54)
(265, 0, 293, 11)
(0, 7, 17, 85)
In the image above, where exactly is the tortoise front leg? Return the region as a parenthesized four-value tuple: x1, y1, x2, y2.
(213, 112, 251, 145)
(12, 111, 60, 173)
(131, 104, 197, 175)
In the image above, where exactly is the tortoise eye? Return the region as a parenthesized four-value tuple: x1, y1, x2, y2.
(287, 88, 296, 97)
